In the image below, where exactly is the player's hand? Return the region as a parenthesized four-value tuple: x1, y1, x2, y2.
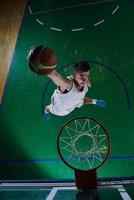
(96, 100, 107, 107)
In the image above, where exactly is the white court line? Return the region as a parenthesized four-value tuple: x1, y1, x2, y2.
(118, 185, 132, 200)
(112, 5, 120, 15)
(36, 18, 44, 26)
(0, 188, 50, 191)
(0, 182, 75, 187)
(28, 6, 32, 15)
(46, 188, 58, 200)
(72, 28, 84, 32)
(46, 187, 76, 200)
(94, 19, 105, 26)
(120, 193, 132, 200)
(50, 27, 62, 31)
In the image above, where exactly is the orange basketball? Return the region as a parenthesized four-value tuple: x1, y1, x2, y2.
(27, 45, 57, 75)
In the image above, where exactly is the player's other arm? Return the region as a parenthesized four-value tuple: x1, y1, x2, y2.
(87, 79, 91, 88)
(47, 69, 72, 91)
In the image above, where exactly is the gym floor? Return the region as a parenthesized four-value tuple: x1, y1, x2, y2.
(0, 0, 134, 184)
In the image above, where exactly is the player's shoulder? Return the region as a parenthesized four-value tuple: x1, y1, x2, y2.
(58, 76, 72, 92)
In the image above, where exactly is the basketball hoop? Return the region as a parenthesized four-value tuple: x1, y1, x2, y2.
(57, 116, 110, 189)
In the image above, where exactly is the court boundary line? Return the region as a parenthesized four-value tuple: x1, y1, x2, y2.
(1, 178, 134, 186)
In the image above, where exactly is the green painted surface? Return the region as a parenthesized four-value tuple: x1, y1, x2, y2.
(54, 188, 122, 200)
(0, 0, 134, 179)
(0, 187, 124, 200)
(0, 189, 50, 200)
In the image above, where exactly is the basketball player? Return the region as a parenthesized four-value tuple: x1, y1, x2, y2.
(44, 61, 107, 119)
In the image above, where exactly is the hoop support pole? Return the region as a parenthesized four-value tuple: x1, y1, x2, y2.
(75, 169, 97, 189)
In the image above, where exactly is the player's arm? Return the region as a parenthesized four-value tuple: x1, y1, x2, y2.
(47, 69, 72, 91)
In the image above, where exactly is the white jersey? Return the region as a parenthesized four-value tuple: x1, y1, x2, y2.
(48, 76, 88, 116)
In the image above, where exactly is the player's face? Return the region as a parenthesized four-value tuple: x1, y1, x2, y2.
(74, 71, 89, 87)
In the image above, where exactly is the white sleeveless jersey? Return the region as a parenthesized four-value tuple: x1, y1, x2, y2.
(48, 76, 88, 116)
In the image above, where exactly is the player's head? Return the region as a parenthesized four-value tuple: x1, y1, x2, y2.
(74, 61, 90, 73)
(73, 61, 91, 87)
